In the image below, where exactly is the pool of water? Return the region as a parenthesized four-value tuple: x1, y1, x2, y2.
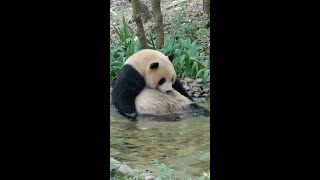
(110, 101, 210, 177)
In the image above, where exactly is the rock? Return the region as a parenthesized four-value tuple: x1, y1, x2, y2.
(202, 83, 209, 88)
(145, 176, 156, 180)
(194, 83, 203, 87)
(194, 92, 200, 98)
(203, 88, 210, 93)
(140, 172, 155, 176)
(189, 82, 195, 87)
(166, 1, 179, 10)
(182, 84, 190, 90)
(184, 77, 193, 83)
(110, 158, 120, 164)
(118, 165, 133, 175)
(180, 80, 187, 85)
(192, 87, 200, 92)
(202, 93, 208, 97)
(196, 78, 203, 83)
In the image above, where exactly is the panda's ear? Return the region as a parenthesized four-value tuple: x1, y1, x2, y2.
(150, 62, 159, 69)
(167, 55, 174, 62)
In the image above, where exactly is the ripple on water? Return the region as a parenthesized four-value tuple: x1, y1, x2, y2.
(110, 102, 210, 177)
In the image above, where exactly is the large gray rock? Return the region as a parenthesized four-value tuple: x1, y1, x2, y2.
(184, 77, 193, 83)
(196, 78, 203, 83)
(118, 165, 134, 175)
(110, 158, 120, 164)
(203, 88, 210, 93)
(194, 92, 200, 98)
(183, 84, 190, 90)
(145, 176, 156, 180)
(194, 83, 203, 87)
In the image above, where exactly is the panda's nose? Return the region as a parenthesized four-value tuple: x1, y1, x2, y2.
(166, 90, 172, 93)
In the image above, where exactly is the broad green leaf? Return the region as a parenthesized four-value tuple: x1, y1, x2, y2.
(203, 69, 210, 84)
(196, 69, 205, 78)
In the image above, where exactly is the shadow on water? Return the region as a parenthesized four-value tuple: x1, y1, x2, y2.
(110, 101, 210, 177)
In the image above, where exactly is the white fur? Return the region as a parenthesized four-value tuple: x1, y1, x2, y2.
(158, 81, 173, 93)
(135, 88, 193, 115)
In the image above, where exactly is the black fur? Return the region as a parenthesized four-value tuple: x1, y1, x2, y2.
(189, 103, 210, 117)
(150, 62, 159, 69)
(168, 54, 174, 62)
(111, 64, 146, 120)
(173, 79, 194, 101)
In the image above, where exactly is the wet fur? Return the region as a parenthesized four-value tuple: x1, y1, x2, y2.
(135, 88, 192, 114)
(135, 88, 208, 118)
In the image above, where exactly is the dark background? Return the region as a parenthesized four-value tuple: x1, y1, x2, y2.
(1, 0, 318, 179)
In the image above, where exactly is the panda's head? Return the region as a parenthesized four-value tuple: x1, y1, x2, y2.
(146, 61, 176, 93)
(124, 49, 177, 94)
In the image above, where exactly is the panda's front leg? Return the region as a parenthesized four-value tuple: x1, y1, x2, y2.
(114, 95, 138, 120)
(173, 79, 194, 101)
(111, 64, 146, 120)
(119, 105, 138, 121)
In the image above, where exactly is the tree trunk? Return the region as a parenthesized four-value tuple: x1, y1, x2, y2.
(131, 0, 148, 49)
(129, 0, 152, 23)
(138, 0, 152, 23)
(151, 0, 164, 49)
(203, 0, 210, 15)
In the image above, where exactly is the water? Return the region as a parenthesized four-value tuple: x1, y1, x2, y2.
(110, 101, 210, 178)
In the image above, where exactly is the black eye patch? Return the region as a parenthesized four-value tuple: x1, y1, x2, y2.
(158, 78, 166, 85)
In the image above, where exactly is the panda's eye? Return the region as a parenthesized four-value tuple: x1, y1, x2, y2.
(158, 78, 166, 85)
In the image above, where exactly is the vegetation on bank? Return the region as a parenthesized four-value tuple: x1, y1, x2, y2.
(110, 11, 210, 86)
(110, 151, 210, 179)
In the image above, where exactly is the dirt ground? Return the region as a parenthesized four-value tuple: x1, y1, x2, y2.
(110, 0, 208, 41)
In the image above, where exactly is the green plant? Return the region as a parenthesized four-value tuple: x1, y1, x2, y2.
(160, 34, 180, 57)
(151, 160, 175, 179)
(146, 32, 156, 49)
(110, 15, 140, 85)
(112, 15, 134, 46)
(160, 37, 210, 82)
(110, 47, 124, 84)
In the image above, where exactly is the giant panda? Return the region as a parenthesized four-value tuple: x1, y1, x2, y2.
(111, 49, 208, 120)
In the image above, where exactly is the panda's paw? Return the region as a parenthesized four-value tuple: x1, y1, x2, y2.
(124, 112, 138, 121)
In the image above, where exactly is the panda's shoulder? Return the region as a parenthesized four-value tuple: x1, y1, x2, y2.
(116, 64, 143, 81)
